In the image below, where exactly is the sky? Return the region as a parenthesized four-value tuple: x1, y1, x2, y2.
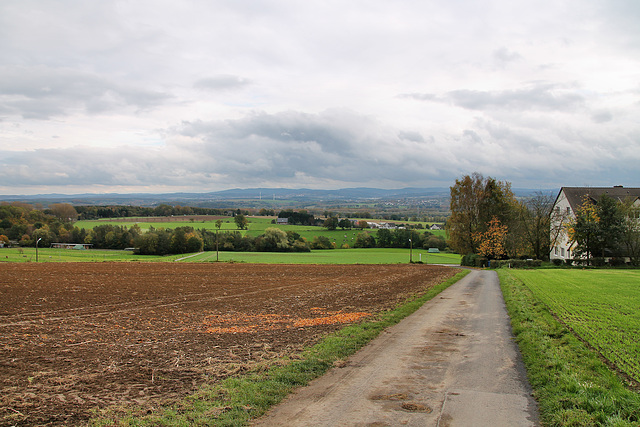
(1, 0, 639, 195)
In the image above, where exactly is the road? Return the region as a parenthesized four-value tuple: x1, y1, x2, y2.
(252, 269, 540, 426)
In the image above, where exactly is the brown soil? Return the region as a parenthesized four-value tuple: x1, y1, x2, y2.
(0, 262, 457, 426)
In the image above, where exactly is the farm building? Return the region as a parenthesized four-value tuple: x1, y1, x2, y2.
(550, 186, 640, 262)
(50, 243, 93, 250)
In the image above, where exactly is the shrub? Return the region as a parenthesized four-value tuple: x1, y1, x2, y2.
(608, 257, 626, 267)
(460, 254, 476, 266)
(460, 254, 488, 267)
(552, 259, 563, 266)
(491, 259, 543, 269)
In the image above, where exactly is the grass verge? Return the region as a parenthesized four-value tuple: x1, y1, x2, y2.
(498, 269, 640, 426)
(91, 269, 469, 426)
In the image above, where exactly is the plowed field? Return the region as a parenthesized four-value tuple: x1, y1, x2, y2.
(0, 263, 457, 426)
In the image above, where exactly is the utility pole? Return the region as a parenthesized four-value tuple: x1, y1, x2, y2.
(36, 237, 42, 262)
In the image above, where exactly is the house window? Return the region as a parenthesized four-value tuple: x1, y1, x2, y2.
(561, 248, 565, 257)
(555, 246, 558, 255)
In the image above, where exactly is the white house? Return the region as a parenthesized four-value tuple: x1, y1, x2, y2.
(550, 186, 640, 261)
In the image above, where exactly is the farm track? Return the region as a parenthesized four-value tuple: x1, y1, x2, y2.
(1, 262, 458, 426)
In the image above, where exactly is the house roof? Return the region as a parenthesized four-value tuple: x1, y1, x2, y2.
(559, 186, 640, 211)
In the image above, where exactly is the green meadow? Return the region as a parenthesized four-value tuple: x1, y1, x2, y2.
(0, 246, 460, 265)
(74, 216, 447, 241)
(499, 268, 640, 426)
(504, 269, 640, 383)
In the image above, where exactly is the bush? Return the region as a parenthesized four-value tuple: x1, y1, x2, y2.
(460, 254, 488, 267)
(460, 254, 476, 267)
(552, 259, 563, 266)
(608, 257, 626, 267)
(491, 259, 542, 269)
(310, 236, 334, 250)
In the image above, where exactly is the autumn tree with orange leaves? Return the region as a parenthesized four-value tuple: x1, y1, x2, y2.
(473, 216, 508, 259)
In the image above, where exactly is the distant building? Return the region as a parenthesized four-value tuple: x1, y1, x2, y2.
(50, 243, 93, 250)
(550, 186, 640, 261)
(276, 218, 289, 225)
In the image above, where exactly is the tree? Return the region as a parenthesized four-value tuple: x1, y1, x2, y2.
(593, 194, 625, 258)
(323, 216, 339, 230)
(257, 227, 291, 251)
(338, 218, 352, 230)
(185, 232, 204, 253)
(423, 234, 446, 251)
(354, 232, 376, 248)
(48, 203, 78, 221)
(473, 216, 508, 259)
(356, 220, 369, 229)
(567, 196, 600, 265)
(310, 235, 334, 249)
(234, 214, 248, 230)
(376, 228, 392, 247)
(446, 172, 516, 254)
(620, 199, 640, 266)
(170, 228, 188, 254)
(519, 192, 555, 260)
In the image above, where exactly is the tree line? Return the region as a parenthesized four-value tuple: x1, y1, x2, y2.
(75, 204, 229, 220)
(0, 201, 447, 256)
(446, 172, 640, 266)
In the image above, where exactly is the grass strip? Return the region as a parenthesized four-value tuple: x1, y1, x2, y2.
(93, 269, 469, 426)
(498, 269, 640, 427)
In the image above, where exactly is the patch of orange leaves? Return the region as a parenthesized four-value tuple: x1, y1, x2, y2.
(201, 310, 370, 334)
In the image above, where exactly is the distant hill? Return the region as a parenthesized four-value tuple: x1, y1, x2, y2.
(0, 187, 554, 207)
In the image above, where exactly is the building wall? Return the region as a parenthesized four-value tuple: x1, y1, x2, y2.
(550, 189, 574, 261)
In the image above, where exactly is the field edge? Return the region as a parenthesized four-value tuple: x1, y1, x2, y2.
(89, 269, 470, 426)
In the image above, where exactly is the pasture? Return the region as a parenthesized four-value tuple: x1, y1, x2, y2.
(504, 269, 640, 384)
(0, 263, 459, 426)
(0, 247, 460, 265)
(74, 216, 447, 241)
(499, 268, 640, 426)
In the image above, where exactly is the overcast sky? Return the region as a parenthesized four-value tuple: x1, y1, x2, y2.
(1, 0, 639, 195)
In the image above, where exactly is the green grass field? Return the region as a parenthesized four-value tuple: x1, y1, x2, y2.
(0, 247, 461, 265)
(74, 216, 447, 243)
(499, 268, 640, 426)
(504, 269, 640, 383)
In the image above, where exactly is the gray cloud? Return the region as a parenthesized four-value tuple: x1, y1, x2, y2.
(0, 66, 171, 119)
(1, 1, 639, 193)
(447, 84, 585, 111)
(591, 110, 613, 123)
(194, 75, 251, 91)
(406, 83, 586, 112)
(492, 47, 523, 67)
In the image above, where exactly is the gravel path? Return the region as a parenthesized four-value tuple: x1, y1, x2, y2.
(253, 269, 540, 426)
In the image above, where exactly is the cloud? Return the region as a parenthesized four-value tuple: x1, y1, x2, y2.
(0, 66, 171, 119)
(492, 47, 523, 67)
(405, 82, 585, 112)
(1, 1, 639, 194)
(194, 75, 251, 91)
